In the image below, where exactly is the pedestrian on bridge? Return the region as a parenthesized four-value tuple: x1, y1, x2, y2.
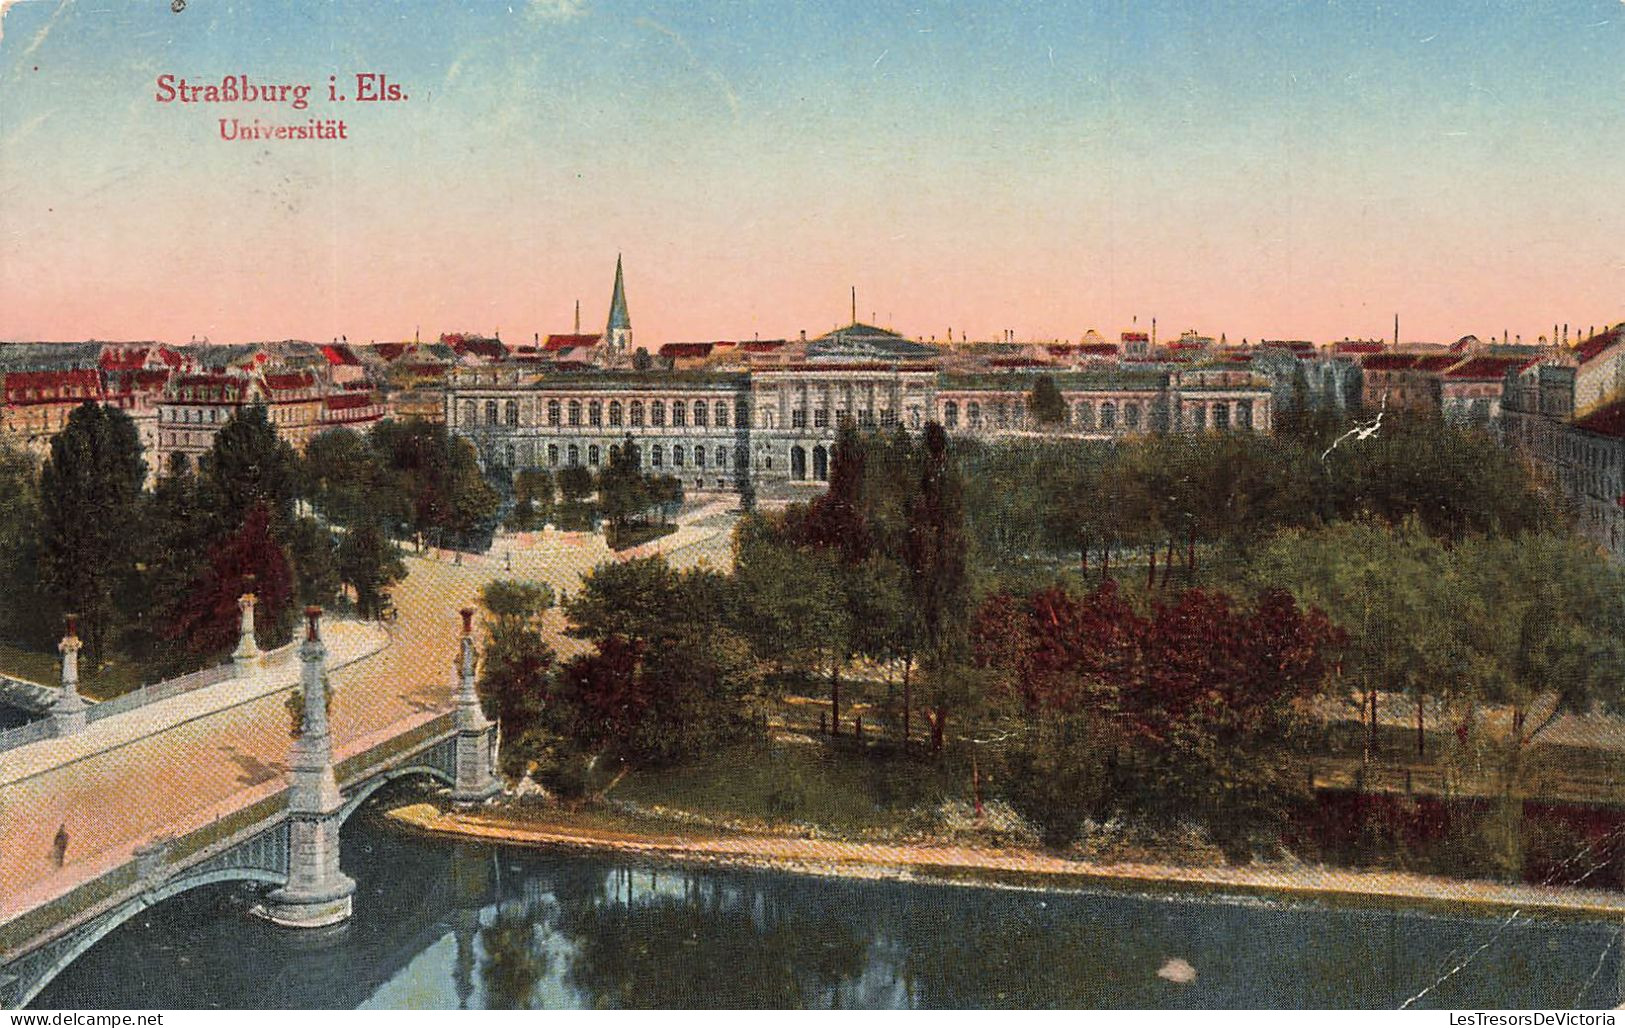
(53, 823, 68, 868)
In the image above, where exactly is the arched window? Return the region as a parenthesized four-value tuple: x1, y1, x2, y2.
(672, 401, 687, 427)
(714, 403, 729, 427)
(651, 445, 663, 467)
(673, 445, 686, 467)
(1074, 402, 1094, 429)
(485, 401, 498, 425)
(505, 400, 518, 427)
(548, 444, 559, 466)
(1124, 403, 1141, 430)
(967, 402, 982, 429)
(567, 444, 580, 465)
(609, 444, 620, 464)
(1100, 402, 1116, 430)
(464, 402, 477, 426)
(609, 401, 623, 427)
(630, 400, 644, 426)
(944, 400, 959, 428)
(908, 406, 921, 429)
(589, 401, 602, 427)
(547, 399, 560, 426)
(693, 401, 708, 427)
(651, 401, 666, 427)
(587, 445, 599, 466)
(568, 400, 582, 427)
(717, 447, 729, 469)
(695, 446, 706, 468)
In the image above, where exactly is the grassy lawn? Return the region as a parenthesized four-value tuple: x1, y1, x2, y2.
(0, 642, 149, 700)
(612, 737, 967, 836)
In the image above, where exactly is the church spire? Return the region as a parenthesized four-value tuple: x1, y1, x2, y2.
(605, 254, 631, 354)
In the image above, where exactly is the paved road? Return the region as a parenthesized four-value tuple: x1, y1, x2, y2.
(0, 508, 738, 923)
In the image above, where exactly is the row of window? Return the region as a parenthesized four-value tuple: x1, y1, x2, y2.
(469, 398, 745, 430)
(519, 441, 744, 471)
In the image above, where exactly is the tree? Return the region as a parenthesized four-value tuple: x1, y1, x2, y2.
(632, 347, 653, 371)
(203, 404, 299, 533)
(124, 454, 219, 673)
(166, 503, 294, 657)
(902, 423, 971, 751)
(478, 579, 556, 777)
(554, 556, 754, 766)
(596, 438, 651, 536)
(507, 469, 555, 531)
(39, 402, 146, 667)
(0, 440, 44, 647)
(1028, 374, 1068, 426)
(336, 520, 407, 619)
(557, 465, 594, 506)
(369, 419, 499, 547)
(285, 516, 342, 610)
(302, 428, 380, 528)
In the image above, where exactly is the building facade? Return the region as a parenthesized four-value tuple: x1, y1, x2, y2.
(446, 357, 1274, 490)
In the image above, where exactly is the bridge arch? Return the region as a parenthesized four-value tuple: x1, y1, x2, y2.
(336, 765, 454, 825)
(14, 867, 287, 1009)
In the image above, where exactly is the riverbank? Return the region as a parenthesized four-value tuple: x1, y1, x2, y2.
(386, 801, 1625, 921)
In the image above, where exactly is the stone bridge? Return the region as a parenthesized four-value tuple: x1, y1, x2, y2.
(0, 606, 501, 1010)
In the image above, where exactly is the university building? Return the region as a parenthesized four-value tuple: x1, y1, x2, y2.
(444, 263, 1275, 491)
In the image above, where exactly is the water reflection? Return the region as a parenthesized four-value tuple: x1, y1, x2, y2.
(34, 803, 1625, 1009)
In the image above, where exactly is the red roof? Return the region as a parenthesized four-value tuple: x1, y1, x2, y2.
(1444, 356, 1525, 380)
(1067, 344, 1119, 356)
(660, 343, 715, 359)
(1411, 355, 1460, 373)
(3, 369, 102, 404)
(542, 333, 600, 352)
(99, 347, 150, 371)
(742, 340, 787, 353)
(1121, 332, 1149, 342)
(1576, 326, 1625, 364)
(263, 371, 316, 392)
(988, 358, 1047, 368)
(1334, 341, 1386, 355)
(1574, 400, 1625, 439)
(323, 393, 376, 411)
(374, 343, 407, 362)
(1360, 354, 1419, 371)
(320, 344, 362, 367)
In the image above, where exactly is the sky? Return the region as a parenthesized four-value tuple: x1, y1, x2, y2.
(1, 0, 1623, 348)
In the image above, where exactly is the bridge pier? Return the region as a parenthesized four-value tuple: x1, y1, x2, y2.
(260, 607, 355, 929)
(451, 608, 502, 805)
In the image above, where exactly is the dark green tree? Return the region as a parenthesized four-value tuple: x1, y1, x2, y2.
(0, 440, 44, 647)
(203, 404, 299, 532)
(336, 520, 407, 619)
(902, 423, 971, 751)
(39, 402, 146, 667)
(1028, 374, 1068, 426)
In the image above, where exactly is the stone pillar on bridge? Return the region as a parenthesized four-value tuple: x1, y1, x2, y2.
(262, 606, 356, 928)
(51, 614, 88, 735)
(451, 608, 502, 805)
(232, 592, 262, 678)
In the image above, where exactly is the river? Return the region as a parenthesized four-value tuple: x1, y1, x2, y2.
(31, 791, 1625, 1009)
